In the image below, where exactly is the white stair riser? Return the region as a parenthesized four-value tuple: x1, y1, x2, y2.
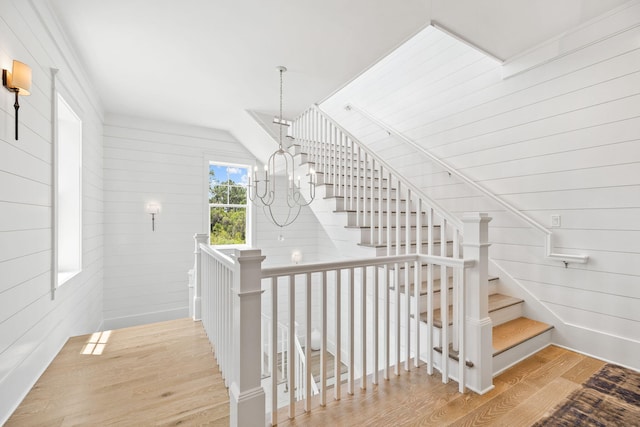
(324, 185, 397, 199)
(359, 225, 435, 245)
(374, 243, 453, 257)
(493, 330, 553, 376)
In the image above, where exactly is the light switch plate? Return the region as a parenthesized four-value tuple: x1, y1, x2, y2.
(551, 215, 561, 228)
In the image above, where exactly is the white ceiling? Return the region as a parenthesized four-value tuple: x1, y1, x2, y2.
(49, 0, 628, 160)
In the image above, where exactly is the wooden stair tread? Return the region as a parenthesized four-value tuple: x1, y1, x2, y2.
(492, 317, 553, 356)
(419, 293, 523, 327)
(433, 317, 553, 365)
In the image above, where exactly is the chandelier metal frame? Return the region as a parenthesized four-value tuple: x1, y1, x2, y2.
(248, 66, 316, 227)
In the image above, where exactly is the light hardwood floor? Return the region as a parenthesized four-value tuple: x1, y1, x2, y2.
(6, 318, 230, 426)
(7, 319, 605, 426)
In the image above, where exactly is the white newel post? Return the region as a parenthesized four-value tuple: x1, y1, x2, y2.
(192, 233, 209, 321)
(462, 213, 493, 394)
(230, 248, 266, 427)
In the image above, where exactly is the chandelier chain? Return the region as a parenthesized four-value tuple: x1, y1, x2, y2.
(279, 67, 283, 149)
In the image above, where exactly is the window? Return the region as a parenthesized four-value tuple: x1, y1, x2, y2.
(209, 163, 249, 245)
(55, 93, 82, 285)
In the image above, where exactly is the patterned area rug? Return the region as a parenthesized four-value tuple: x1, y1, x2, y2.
(534, 364, 640, 426)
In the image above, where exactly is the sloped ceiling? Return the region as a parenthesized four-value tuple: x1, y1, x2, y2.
(48, 0, 628, 161)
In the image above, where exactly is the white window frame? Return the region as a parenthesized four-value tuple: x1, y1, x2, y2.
(54, 92, 83, 287)
(208, 161, 251, 246)
(203, 154, 255, 247)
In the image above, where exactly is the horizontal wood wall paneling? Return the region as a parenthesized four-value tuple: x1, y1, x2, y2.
(550, 229, 640, 253)
(445, 116, 640, 168)
(404, 43, 640, 143)
(104, 265, 189, 281)
(0, 272, 49, 324)
(0, 202, 50, 231)
(0, 171, 50, 205)
(1, 1, 104, 422)
(542, 301, 640, 342)
(397, 27, 640, 144)
(0, 229, 50, 262)
(491, 243, 640, 277)
(0, 291, 55, 365)
(104, 180, 202, 195)
(104, 251, 192, 267)
(521, 207, 640, 231)
(433, 101, 640, 161)
(500, 185, 640, 210)
(104, 282, 188, 302)
(520, 279, 640, 327)
(0, 142, 50, 182)
(0, 250, 50, 294)
(364, 45, 485, 113)
(104, 115, 236, 142)
(496, 260, 640, 300)
(104, 161, 201, 178)
(103, 115, 267, 328)
(103, 191, 198, 205)
(410, 78, 640, 152)
(104, 287, 186, 308)
(321, 13, 640, 363)
(470, 157, 640, 195)
(103, 144, 205, 164)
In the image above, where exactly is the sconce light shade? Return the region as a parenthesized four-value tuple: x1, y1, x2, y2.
(145, 203, 161, 215)
(8, 61, 32, 95)
(3, 60, 32, 140)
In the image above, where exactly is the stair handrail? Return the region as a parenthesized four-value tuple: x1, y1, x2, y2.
(308, 104, 463, 231)
(344, 103, 588, 266)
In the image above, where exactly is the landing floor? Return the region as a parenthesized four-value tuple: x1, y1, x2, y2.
(7, 319, 605, 426)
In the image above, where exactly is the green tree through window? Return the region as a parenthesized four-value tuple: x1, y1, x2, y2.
(209, 164, 248, 245)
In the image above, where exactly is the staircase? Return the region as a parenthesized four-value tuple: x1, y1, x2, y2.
(290, 106, 554, 381)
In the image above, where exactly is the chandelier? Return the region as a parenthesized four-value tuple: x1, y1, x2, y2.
(248, 66, 316, 227)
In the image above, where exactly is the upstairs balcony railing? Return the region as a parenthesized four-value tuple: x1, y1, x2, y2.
(192, 210, 491, 426)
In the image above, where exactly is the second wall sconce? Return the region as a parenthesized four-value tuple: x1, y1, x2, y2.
(2, 60, 32, 140)
(146, 203, 161, 231)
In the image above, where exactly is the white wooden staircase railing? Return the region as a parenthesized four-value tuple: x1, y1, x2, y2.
(193, 205, 491, 426)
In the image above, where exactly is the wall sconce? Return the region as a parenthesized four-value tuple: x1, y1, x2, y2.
(2, 60, 32, 140)
(146, 203, 160, 231)
(291, 250, 302, 264)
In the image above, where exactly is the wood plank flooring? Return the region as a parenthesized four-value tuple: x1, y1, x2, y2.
(7, 319, 606, 426)
(276, 346, 605, 427)
(6, 318, 229, 426)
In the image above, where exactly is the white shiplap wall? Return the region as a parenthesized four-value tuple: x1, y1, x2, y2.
(0, 0, 104, 422)
(103, 114, 334, 329)
(321, 4, 640, 369)
(102, 114, 254, 328)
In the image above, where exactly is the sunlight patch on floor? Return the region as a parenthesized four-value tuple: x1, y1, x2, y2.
(81, 330, 111, 355)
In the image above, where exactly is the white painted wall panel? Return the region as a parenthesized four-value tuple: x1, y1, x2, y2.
(103, 114, 334, 331)
(0, 3, 104, 423)
(102, 115, 250, 328)
(321, 9, 640, 368)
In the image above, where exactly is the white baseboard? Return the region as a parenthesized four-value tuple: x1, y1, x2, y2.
(103, 307, 189, 330)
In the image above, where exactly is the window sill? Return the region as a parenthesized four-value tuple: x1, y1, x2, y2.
(58, 270, 81, 287)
